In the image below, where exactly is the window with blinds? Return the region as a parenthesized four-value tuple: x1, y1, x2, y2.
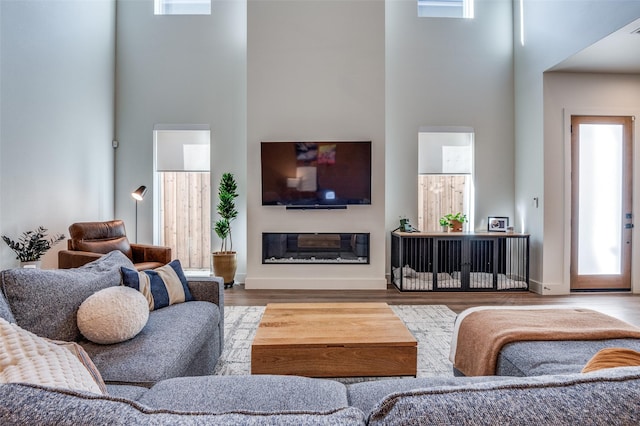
(154, 125, 211, 272)
(417, 129, 474, 232)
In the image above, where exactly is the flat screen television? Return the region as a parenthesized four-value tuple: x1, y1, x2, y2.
(261, 141, 372, 208)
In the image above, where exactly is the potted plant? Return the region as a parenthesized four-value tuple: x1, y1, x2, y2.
(439, 213, 468, 232)
(212, 172, 239, 288)
(2, 226, 65, 268)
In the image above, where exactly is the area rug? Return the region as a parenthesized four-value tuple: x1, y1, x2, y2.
(213, 305, 457, 381)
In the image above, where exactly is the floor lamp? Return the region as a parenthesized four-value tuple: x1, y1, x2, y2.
(131, 185, 147, 243)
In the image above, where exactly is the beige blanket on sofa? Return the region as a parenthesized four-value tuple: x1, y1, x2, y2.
(453, 308, 640, 376)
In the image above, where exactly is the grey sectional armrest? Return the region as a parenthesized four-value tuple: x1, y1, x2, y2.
(187, 276, 225, 352)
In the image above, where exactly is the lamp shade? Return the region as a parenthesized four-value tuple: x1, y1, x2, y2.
(131, 185, 147, 201)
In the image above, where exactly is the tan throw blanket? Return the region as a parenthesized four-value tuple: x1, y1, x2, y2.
(454, 308, 640, 376)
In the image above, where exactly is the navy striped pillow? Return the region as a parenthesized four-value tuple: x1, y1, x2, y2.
(121, 260, 193, 311)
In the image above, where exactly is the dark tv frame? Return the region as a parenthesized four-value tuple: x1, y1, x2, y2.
(261, 141, 372, 209)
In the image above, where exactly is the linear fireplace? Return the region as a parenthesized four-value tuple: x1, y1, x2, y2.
(262, 233, 369, 264)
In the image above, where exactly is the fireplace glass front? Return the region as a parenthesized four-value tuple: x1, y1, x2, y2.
(262, 233, 369, 264)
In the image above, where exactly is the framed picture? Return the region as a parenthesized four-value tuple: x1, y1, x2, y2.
(488, 217, 509, 232)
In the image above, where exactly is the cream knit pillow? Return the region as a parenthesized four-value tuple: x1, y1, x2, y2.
(77, 286, 149, 345)
(0, 318, 105, 394)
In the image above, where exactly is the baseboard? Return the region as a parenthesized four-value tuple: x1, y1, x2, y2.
(528, 279, 543, 295)
(244, 277, 387, 290)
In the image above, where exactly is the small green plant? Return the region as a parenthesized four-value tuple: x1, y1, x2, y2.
(214, 173, 239, 252)
(399, 217, 411, 232)
(2, 227, 65, 262)
(439, 213, 468, 229)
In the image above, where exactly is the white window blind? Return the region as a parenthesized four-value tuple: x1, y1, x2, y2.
(418, 131, 473, 175)
(154, 126, 210, 172)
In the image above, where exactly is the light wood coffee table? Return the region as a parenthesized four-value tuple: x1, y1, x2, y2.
(251, 302, 417, 377)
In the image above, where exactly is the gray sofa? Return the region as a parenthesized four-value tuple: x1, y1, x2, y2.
(2, 256, 640, 424)
(1, 366, 640, 424)
(0, 251, 224, 387)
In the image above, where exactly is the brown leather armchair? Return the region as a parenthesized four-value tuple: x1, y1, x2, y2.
(58, 220, 172, 271)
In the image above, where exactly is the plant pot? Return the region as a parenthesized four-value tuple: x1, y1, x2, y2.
(449, 220, 463, 232)
(20, 261, 41, 269)
(212, 251, 237, 288)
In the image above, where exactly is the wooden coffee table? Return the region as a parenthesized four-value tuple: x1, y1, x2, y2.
(251, 302, 417, 377)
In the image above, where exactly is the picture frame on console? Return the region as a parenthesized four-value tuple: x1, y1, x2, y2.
(488, 216, 508, 232)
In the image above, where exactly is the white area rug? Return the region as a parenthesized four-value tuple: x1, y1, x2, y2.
(213, 305, 457, 381)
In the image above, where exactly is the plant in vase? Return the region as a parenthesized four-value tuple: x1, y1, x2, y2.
(2, 226, 65, 267)
(213, 172, 239, 288)
(439, 213, 468, 232)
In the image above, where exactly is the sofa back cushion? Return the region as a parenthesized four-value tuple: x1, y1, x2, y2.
(0, 251, 134, 342)
(367, 367, 640, 425)
(68, 220, 133, 259)
(0, 383, 367, 426)
(140, 375, 350, 413)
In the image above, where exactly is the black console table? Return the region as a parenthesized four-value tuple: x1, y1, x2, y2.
(391, 231, 529, 292)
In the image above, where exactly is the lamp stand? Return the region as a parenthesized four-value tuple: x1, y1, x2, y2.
(135, 200, 139, 244)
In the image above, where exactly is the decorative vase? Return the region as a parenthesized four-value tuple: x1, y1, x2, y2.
(212, 251, 237, 288)
(20, 261, 41, 269)
(449, 220, 463, 232)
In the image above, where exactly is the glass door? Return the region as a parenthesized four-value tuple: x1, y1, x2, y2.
(570, 116, 633, 290)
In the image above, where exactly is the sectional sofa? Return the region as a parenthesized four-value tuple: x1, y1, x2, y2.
(1, 253, 640, 424)
(0, 251, 224, 388)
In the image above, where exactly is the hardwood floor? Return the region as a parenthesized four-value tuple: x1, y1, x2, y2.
(224, 284, 640, 326)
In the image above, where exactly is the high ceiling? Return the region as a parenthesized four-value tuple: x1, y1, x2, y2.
(549, 17, 640, 74)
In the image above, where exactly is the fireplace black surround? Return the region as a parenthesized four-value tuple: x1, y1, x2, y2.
(262, 233, 369, 264)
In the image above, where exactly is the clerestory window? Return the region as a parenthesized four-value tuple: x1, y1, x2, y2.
(154, 0, 211, 15)
(418, 0, 474, 19)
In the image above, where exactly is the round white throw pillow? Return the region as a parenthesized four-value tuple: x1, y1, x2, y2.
(77, 286, 149, 345)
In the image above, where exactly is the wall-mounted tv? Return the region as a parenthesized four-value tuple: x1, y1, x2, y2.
(261, 141, 372, 208)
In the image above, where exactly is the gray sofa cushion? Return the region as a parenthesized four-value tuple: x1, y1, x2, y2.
(0, 383, 367, 426)
(105, 384, 149, 401)
(348, 376, 510, 415)
(0, 251, 134, 341)
(497, 338, 640, 376)
(367, 367, 640, 425)
(81, 300, 220, 387)
(140, 375, 349, 413)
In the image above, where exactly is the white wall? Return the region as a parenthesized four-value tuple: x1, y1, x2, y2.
(514, 0, 640, 293)
(386, 0, 514, 274)
(0, 0, 115, 269)
(114, 0, 247, 276)
(543, 72, 640, 294)
(245, 0, 386, 289)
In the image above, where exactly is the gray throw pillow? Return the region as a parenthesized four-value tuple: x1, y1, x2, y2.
(0, 251, 134, 341)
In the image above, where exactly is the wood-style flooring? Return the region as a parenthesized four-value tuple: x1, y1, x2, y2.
(224, 284, 640, 326)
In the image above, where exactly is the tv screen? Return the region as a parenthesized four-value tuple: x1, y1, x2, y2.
(261, 141, 372, 207)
